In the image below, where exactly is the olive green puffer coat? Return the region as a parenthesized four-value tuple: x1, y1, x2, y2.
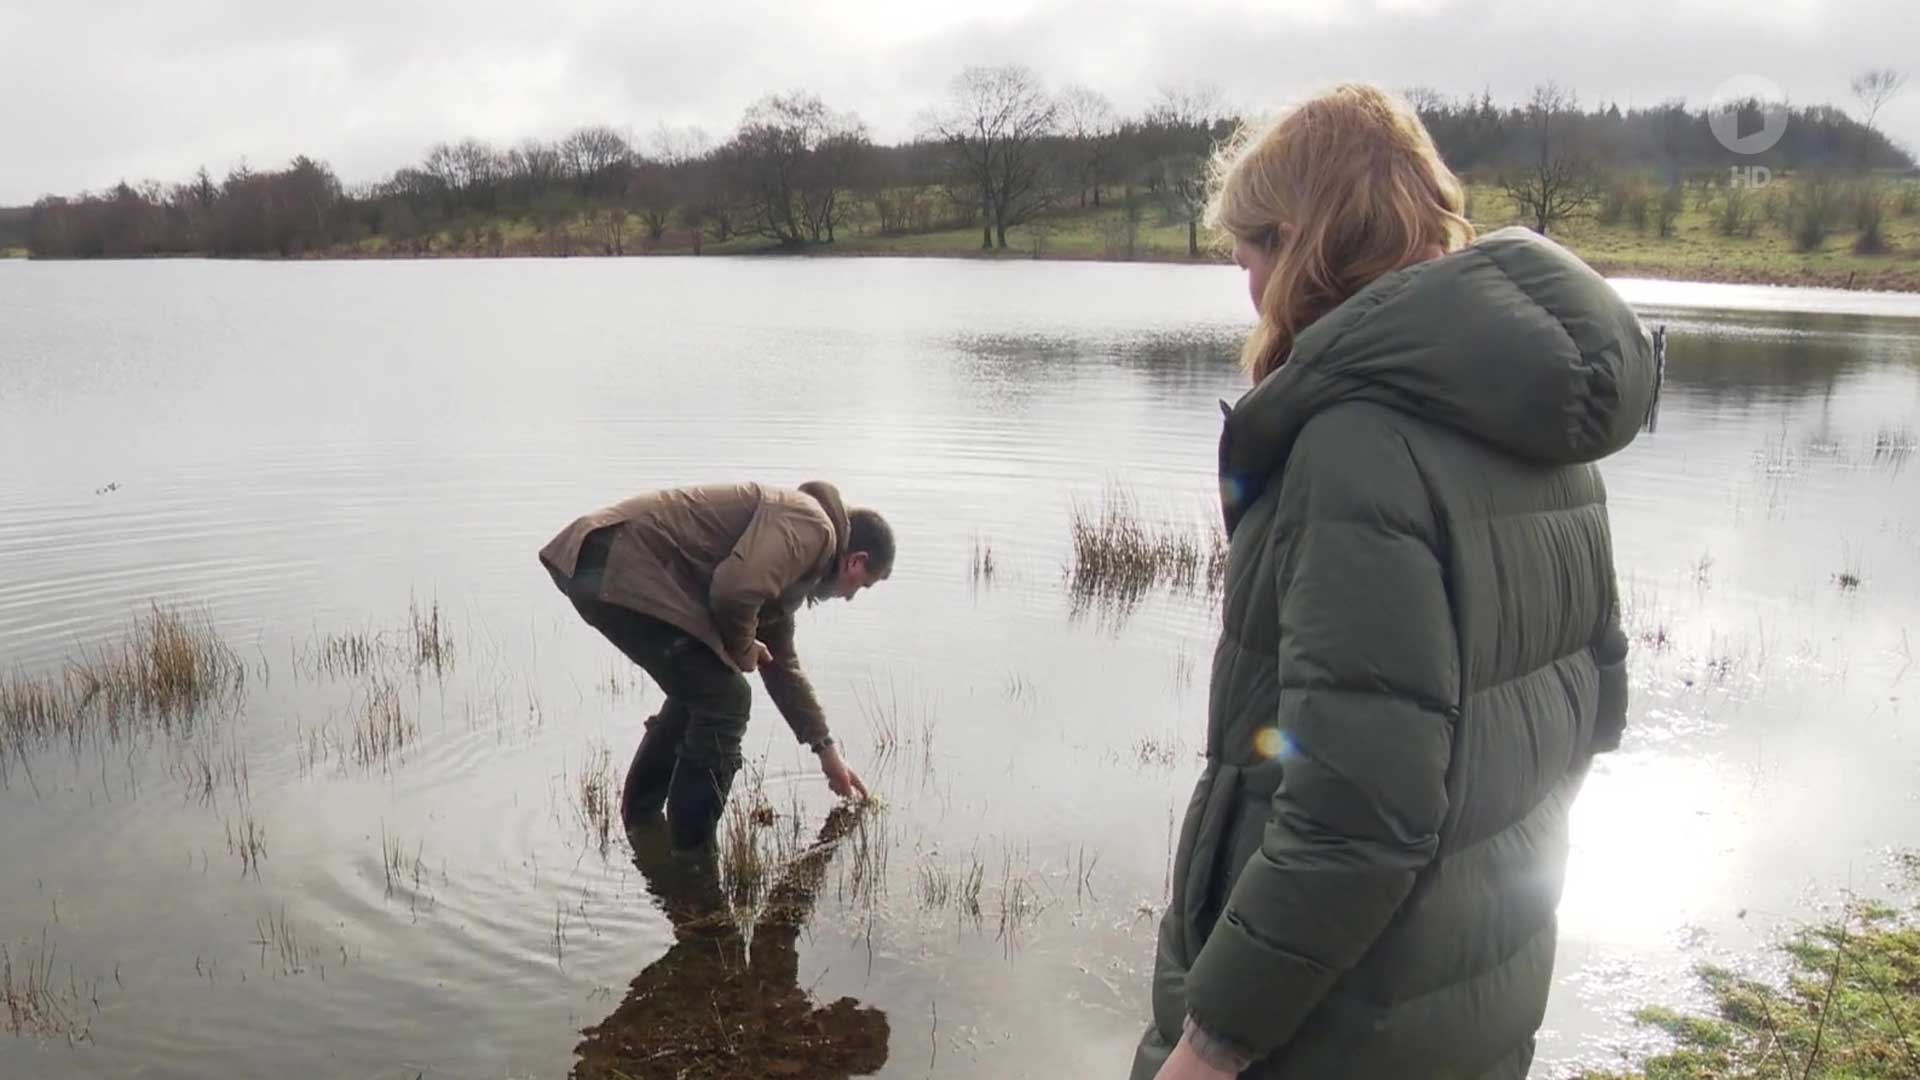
(1132, 227, 1652, 1080)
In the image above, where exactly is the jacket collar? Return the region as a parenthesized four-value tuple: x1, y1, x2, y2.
(797, 480, 851, 574)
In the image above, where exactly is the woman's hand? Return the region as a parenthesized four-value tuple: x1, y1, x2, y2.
(1152, 1036, 1241, 1080)
(819, 745, 870, 800)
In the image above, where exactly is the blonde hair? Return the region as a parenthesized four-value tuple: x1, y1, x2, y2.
(1208, 83, 1474, 382)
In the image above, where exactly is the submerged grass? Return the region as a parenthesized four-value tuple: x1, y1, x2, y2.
(856, 677, 938, 782)
(1, 930, 92, 1043)
(1578, 900, 1920, 1080)
(251, 907, 305, 977)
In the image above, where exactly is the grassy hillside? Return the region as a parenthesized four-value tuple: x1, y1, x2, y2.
(19, 175, 1919, 290)
(322, 177, 1920, 292)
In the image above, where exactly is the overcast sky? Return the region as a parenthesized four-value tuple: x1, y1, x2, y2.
(1, 0, 1914, 205)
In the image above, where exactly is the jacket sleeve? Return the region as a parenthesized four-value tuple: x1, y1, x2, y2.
(1183, 411, 1459, 1059)
(758, 609, 830, 745)
(708, 501, 834, 671)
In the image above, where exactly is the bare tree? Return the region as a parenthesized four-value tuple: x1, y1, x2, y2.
(1851, 68, 1909, 136)
(1851, 67, 1909, 170)
(1058, 84, 1119, 207)
(560, 126, 632, 195)
(424, 138, 503, 212)
(506, 138, 562, 203)
(923, 65, 1059, 250)
(687, 145, 746, 243)
(600, 207, 628, 255)
(730, 92, 868, 246)
(628, 161, 676, 246)
(1145, 82, 1225, 131)
(1401, 85, 1449, 120)
(1162, 153, 1210, 256)
(1499, 84, 1600, 235)
(648, 123, 712, 167)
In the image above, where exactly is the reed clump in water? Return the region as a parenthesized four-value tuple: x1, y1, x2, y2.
(856, 677, 937, 782)
(2, 930, 92, 1042)
(1066, 486, 1227, 617)
(913, 846, 986, 925)
(969, 535, 997, 587)
(311, 628, 381, 680)
(575, 741, 617, 858)
(298, 598, 456, 682)
(1, 605, 246, 774)
(349, 679, 416, 769)
(250, 906, 306, 977)
(409, 594, 453, 676)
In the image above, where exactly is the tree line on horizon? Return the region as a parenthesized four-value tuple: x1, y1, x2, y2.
(15, 67, 1915, 260)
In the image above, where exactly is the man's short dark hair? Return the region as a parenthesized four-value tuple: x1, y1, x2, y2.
(847, 508, 895, 574)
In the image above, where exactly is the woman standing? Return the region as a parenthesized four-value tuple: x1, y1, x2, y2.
(1136, 84, 1651, 1080)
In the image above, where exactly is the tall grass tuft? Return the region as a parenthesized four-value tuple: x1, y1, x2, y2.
(409, 594, 453, 676)
(350, 679, 416, 768)
(1067, 485, 1228, 619)
(2, 605, 245, 778)
(575, 741, 616, 858)
(2, 929, 91, 1041)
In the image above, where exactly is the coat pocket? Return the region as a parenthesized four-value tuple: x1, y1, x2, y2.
(1591, 623, 1630, 753)
(1183, 763, 1245, 949)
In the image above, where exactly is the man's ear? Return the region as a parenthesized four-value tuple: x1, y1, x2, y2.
(846, 551, 869, 575)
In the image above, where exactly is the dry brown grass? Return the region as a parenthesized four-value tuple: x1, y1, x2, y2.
(2, 605, 246, 780)
(575, 741, 617, 858)
(310, 628, 381, 679)
(349, 679, 416, 769)
(409, 595, 453, 675)
(298, 597, 456, 682)
(1067, 486, 1227, 619)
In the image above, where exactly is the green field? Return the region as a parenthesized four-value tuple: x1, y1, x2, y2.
(253, 175, 1920, 293)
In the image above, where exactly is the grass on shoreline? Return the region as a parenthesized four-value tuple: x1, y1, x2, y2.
(1577, 899, 1920, 1080)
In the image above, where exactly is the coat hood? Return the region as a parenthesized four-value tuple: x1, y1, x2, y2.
(1220, 227, 1654, 532)
(797, 481, 851, 569)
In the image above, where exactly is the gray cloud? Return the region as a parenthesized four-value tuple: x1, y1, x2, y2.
(1, 0, 1913, 203)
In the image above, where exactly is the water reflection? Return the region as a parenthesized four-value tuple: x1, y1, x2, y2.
(574, 809, 890, 1080)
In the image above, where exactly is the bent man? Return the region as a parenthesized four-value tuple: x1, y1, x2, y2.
(540, 481, 893, 851)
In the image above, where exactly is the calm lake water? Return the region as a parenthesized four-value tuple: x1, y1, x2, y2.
(2, 256, 1918, 1079)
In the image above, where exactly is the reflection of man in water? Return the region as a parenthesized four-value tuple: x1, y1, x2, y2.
(573, 809, 891, 1080)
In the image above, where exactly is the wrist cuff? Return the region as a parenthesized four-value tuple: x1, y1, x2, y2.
(1183, 1014, 1256, 1073)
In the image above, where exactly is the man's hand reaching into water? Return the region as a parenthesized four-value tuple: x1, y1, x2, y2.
(818, 744, 869, 800)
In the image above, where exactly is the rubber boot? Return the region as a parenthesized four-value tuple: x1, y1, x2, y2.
(664, 755, 739, 854)
(620, 705, 688, 829)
